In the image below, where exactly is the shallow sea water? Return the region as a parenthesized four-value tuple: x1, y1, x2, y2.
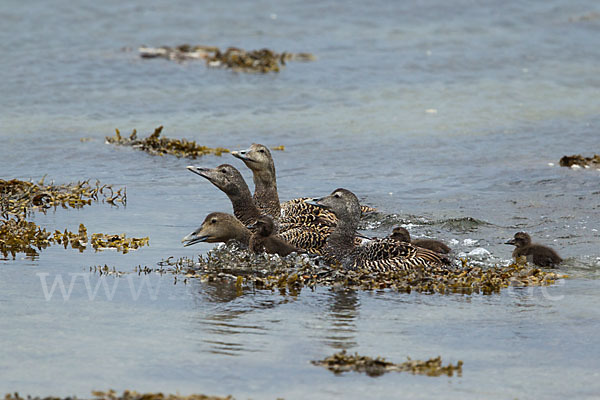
(1, 0, 600, 398)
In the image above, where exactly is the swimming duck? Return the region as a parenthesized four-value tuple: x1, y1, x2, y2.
(248, 215, 304, 256)
(390, 226, 451, 254)
(309, 188, 450, 272)
(182, 212, 250, 247)
(186, 164, 330, 254)
(231, 143, 375, 223)
(505, 232, 562, 267)
(187, 164, 262, 226)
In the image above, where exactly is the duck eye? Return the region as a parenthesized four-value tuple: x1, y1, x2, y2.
(221, 169, 227, 173)
(334, 193, 340, 198)
(259, 149, 265, 153)
(211, 219, 217, 224)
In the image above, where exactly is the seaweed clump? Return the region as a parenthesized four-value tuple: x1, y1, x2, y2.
(0, 219, 149, 259)
(1, 178, 126, 218)
(312, 350, 463, 377)
(153, 244, 564, 295)
(106, 126, 229, 159)
(139, 44, 316, 73)
(4, 390, 232, 400)
(559, 154, 600, 168)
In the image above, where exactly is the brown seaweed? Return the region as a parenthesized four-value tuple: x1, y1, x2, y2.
(0, 178, 126, 218)
(0, 218, 149, 259)
(559, 154, 600, 168)
(312, 350, 463, 377)
(147, 244, 564, 295)
(106, 126, 229, 159)
(139, 45, 316, 73)
(4, 390, 232, 400)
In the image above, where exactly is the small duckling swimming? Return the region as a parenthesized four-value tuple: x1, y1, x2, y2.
(390, 226, 451, 254)
(505, 232, 562, 267)
(248, 215, 303, 257)
(182, 212, 250, 247)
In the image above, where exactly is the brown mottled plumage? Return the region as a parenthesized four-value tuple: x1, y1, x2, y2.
(505, 232, 562, 268)
(182, 212, 250, 247)
(248, 215, 303, 256)
(390, 226, 451, 254)
(310, 189, 450, 272)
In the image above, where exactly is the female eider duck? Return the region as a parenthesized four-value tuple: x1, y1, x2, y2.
(505, 232, 562, 267)
(182, 212, 251, 247)
(309, 189, 450, 272)
(390, 226, 451, 255)
(248, 215, 304, 257)
(187, 163, 332, 255)
(231, 143, 376, 226)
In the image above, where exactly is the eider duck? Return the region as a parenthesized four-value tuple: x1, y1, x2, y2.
(390, 226, 451, 254)
(248, 215, 303, 256)
(231, 143, 375, 224)
(187, 163, 332, 254)
(187, 164, 262, 226)
(182, 212, 250, 247)
(505, 232, 562, 267)
(309, 188, 450, 272)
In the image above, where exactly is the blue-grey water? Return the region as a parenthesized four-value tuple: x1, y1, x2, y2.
(1, 0, 600, 398)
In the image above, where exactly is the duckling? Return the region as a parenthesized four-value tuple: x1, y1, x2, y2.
(390, 226, 451, 254)
(505, 232, 562, 267)
(308, 189, 450, 272)
(231, 143, 375, 223)
(248, 215, 303, 257)
(187, 164, 262, 226)
(182, 212, 250, 247)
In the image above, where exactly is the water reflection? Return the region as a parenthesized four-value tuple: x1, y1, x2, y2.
(320, 289, 360, 350)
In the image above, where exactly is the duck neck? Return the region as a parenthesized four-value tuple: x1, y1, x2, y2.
(325, 219, 357, 265)
(233, 225, 252, 246)
(229, 193, 262, 226)
(252, 170, 281, 218)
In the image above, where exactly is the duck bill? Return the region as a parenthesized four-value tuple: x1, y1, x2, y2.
(187, 166, 213, 180)
(505, 239, 517, 245)
(231, 148, 255, 163)
(305, 197, 329, 209)
(182, 231, 210, 247)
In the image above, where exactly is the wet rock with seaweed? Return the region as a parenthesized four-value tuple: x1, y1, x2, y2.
(559, 154, 600, 169)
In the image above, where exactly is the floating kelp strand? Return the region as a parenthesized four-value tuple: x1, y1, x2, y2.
(139, 44, 316, 73)
(106, 126, 230, 159)
(312, 350, 463, 377)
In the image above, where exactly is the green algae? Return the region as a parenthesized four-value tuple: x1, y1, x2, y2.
(139, 44, 316, 73)
(312, 350, 463, 377)
(106, 126, 230, 159)
(0, 178, 126, 218)
(5, 391, 232, 400)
